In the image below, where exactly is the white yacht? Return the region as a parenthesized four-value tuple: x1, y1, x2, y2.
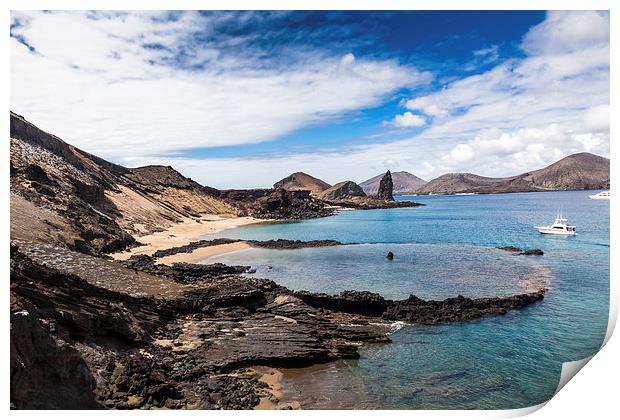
(535, 212, 577, 236)
(589, 191, 610, 200)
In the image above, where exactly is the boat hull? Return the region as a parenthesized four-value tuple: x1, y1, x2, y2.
(535, 227, 576, 235)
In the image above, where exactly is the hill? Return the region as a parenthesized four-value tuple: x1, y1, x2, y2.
(360, 171, 427, 196)
(523, 152, 610, 190)
(273, 172, 331, 195)
(418, 153, 609, 195)
(10, 112, 331, 254)
(10, 112, 237, 254)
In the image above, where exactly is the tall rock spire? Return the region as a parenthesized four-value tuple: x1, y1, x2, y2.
(377, 170, 394, 201)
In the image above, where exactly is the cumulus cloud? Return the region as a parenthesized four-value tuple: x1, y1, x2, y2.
(396, 11, 609, 178)
(521, 11, 610, 55)
(391, 112, 426, 128)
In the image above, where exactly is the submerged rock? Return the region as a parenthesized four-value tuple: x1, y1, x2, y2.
(497, 246, 544, 256)
(520, 249, 544, 256)
(497, 246, 523, 253)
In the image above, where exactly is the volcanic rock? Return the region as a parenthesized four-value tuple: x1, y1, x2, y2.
(318, 181, 366, 201)
(360, 171, 427, 196)
(376, 171, 394, 201)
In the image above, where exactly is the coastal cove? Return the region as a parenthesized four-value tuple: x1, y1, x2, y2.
(204, 190, 610, 409)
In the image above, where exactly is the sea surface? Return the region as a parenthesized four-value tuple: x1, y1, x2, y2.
(203, 190, 610, 409)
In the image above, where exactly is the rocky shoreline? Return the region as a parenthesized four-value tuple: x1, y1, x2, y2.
(11, 238, 546, 409)
(151, 238, 347, 259)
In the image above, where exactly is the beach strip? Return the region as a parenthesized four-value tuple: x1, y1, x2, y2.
(110, 214, 264, 262)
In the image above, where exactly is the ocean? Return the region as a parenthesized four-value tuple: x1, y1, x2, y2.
(204, 190, 609, 409)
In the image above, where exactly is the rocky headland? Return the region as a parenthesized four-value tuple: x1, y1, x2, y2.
(274, 170, 424, 210)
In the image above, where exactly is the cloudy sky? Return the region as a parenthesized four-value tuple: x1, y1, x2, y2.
(10, 11, 609, 188)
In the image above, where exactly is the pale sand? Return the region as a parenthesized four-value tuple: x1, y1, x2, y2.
(110, 214, 263, 262)
(251, 367, 301, 410)
(157, 241, 251, 265)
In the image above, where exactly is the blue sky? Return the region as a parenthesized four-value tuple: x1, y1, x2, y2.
(10, 11, 609, 188)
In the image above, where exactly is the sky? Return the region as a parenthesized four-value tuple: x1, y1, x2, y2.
(10, 10, 610, 189)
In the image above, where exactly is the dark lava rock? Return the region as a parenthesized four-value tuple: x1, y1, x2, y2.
(498, 246, 544, 256)
(10, 295, 102, 409)
(219, 188, 335, 220)
(382, 291, 546, 324)
(386, 251, 394, 260)
(152, 238, 242, 258)
(318, 181, 367, 201)
(497, 246, 523, 253)
(294, 290, 389, 317)
(249, 239, 344, 249)
(123, 254, 250, 284)
(376, 170, 394, 201)
(295, 288, 546, 325)
(10, 239, 548, 410)
(151, 238, 346, 259)
(520, 249, 544, 256)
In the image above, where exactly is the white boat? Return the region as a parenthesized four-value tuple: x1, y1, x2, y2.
(589, 191, 610, 200)
(535, 212, 576, 235)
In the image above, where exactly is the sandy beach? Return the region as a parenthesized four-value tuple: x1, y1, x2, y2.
(110, 214, 264, 262)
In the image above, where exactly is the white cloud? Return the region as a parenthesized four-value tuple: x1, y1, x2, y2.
(391, 112, 426, 127)
(440, 124, 609, 175)
(10, 11, 610, 188)
(393, 11, 609, 179)
(10, 11, 429, 162)
(583, 104, 610, 131)
(521, 11, 610, 55)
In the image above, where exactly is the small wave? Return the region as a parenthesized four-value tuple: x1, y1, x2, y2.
(388, 321, 407, 335)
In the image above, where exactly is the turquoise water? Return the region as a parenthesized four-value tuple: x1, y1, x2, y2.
(208, 243, 551, 300)
(205, 191, 609, 409)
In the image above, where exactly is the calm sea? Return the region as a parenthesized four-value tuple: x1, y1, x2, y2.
(204, 190, 609, 409)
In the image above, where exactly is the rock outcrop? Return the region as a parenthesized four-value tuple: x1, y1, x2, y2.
(497, 246, 544, 256)
(360, 171, 427, 196)
(218, 188, 335, 220)
(315, 174, 421, 210)
(318, 181, 366, 201)
(151, 238, 346, 259)
(295, 289, 546, 324)
(376, 171, 394, 201)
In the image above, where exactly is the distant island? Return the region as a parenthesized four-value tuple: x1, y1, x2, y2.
(416, 153, 609, 195)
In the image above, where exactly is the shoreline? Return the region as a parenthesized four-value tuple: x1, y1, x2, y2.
(110, 214, 266, 262)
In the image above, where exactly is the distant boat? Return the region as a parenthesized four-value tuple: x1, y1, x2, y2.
(535, 211, 576, 236)
(589, 191, 610, 200)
